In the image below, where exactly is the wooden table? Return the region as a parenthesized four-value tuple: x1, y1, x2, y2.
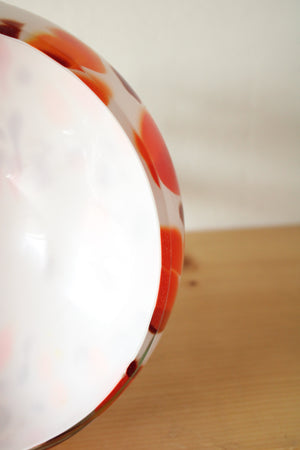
(58, 226, 300, 449)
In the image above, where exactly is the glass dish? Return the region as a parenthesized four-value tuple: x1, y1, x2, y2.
(0, 2, 184, 449)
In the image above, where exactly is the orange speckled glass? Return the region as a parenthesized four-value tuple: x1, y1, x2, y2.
(0, 3, 184, 449)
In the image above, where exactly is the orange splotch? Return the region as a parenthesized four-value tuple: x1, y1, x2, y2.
(26, 28, 106, 73)
(137, 110, 180, 195)
(149, 267, 179, 333)
(134, 130, 160, 187)
(73, 70, 112, 106)
(0, 19, 24, 39)
(149, 227, 183, 333)
(0, 326, 13, 370)
(95, 375, 127, 412)
(161, 226, 183, 275)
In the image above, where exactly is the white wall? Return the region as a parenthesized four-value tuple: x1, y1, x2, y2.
(5, 0, 300, 230)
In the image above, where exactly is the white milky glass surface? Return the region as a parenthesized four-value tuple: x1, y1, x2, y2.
(0, 35, 161, 450)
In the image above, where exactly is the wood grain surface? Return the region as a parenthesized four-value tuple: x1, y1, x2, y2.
(57, 226, 300, 449)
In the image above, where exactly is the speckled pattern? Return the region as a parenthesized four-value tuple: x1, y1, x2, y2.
(0, 2, 184, 448)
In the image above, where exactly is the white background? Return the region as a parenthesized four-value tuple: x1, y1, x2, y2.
(5, 0, 300, 230)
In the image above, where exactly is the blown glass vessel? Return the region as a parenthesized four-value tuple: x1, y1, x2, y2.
(0, 2, 184, 449)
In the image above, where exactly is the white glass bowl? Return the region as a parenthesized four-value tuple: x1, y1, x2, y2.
(0, 3, 184, 449)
